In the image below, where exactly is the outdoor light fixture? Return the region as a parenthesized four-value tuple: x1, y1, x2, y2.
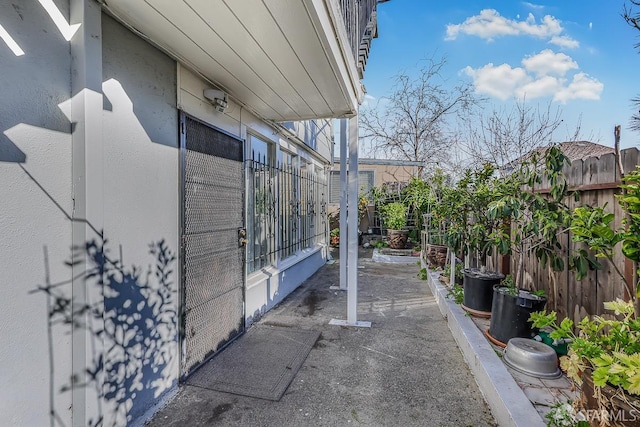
(203, 88, 228, 113)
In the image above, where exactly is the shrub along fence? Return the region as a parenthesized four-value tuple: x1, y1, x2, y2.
(488, 147, 640, 325)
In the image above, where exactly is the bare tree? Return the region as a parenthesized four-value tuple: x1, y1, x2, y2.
(623, 1, 640, 132)
(457, 99, 572, 168)
(360, 56, 481, 176)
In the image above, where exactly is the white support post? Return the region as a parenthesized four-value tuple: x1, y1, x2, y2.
(329, 114, 371, 328)
(346, 115, 359, 325)
(450, 250, 456, 285)
(339, 118, 348, 290)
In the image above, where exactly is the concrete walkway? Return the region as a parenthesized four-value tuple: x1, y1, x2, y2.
(147, 248, 496, 426)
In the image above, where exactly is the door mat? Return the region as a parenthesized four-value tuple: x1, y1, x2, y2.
(186, 325, 320, 401)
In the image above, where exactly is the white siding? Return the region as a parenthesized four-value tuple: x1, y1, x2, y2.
(0, 1, 73, 426)
(101, 14, 180, 425)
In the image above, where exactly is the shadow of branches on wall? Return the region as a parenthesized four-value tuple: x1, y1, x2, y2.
(32, 237, 177, 427)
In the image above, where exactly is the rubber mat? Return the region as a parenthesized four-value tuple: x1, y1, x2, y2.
(186, 325, 320, 401)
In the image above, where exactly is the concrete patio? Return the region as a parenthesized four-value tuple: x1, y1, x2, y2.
(146, 247, 497, 426)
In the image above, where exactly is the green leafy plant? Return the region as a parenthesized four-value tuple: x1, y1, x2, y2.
(402, 176, 432, 232)
(544, 401, 588, 427)
(531, 289, 547, 298)
(443, 261, 464, 280)
(531, 299, 640, 397)
(567, 205, 611, 281)
(618, 165, 640, 315)
(381, 202, 407, 230)
(568, 165, 640, 317)
(373, 240, 387, 249)
(330, 228, 340, 245)
(418, 268, 428, 280)
(489, 145, 571, 289)
(500, 274, 517, 296)
(440, 164, 501, 271)
(446, 284, 464, 305)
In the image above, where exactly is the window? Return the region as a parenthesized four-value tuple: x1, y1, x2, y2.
(329, 169, 374, 204)
(247, 136, 276, 273)
(280, 151, 298, 259)
(247, 138, 327, 274)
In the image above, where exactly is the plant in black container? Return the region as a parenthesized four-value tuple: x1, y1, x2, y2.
(487, 145, 570, 345)
(443, 164, 504, 317)
(488, 275, 547, 346)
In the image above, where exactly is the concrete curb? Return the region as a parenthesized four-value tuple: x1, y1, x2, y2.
(371, 248, 421, 264)
(425, 267, 545, 427)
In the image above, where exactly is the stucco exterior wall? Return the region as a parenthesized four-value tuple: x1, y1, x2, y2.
(101, 14, 180, 426)
(0, 1, 74, 425)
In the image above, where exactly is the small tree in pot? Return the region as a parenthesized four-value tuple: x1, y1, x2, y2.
(381, 202, 408, 249)
(486, 145, 571, 344)
(445, 164, 505, 317)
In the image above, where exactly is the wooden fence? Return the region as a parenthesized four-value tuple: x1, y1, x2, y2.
(488, 147, 640, 325)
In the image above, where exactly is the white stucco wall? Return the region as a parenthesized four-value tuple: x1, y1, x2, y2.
(0, 1, 74, 426)
(101, 14, 180, 426)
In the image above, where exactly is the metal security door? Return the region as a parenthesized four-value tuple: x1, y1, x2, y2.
(180, 114, 245, 377)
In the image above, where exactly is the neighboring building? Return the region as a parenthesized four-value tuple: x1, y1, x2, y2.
(329, 158, 424, 204)
(535, 141, 615, 162)
(328, 158, 424, 232)
(0, 1, 378, 426)
(502, 141, 615, 174)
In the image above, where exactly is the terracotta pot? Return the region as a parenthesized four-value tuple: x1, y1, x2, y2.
(387, 229, 409, 249)
(425, 244, 447, 268)
(581, 369, 640, 426)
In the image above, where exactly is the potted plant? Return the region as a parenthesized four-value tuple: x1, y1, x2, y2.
(486, 146, 570, 341)
(531, 300, 640, 425)
(381, 202, 408, 249)
(442, 164, 504, 317)
(441, 261, 464, 286)
(488, 275, 547, 346)
(330, 228, 340, 246)
(422, 170, 450, 268)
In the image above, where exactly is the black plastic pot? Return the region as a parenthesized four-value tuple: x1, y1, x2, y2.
(462, 268, 504, 315)
(489, 285, 547, 345)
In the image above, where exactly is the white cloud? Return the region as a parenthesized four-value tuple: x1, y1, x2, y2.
(445, 9, 577, 49)
(464, 51, 602, 103)
(464, 63, 530, 100)
(589, 22, 593, 30)
(550, 35, 579, 49)
(362, 94, 377, 107)
(553, 73, 603, 103)
(515, 75, 562, 99)
(522, 2, 545, 11)
(521, 49, 578, 77)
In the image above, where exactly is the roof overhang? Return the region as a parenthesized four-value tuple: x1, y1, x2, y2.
(102, 0, 364, 121)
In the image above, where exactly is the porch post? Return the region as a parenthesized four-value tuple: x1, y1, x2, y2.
(329, 114, 370, 328)
(339, 118, 348, 290)
(346, 115, 359, 324)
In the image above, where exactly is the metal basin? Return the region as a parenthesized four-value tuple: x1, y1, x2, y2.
(503, 338, 561, 379)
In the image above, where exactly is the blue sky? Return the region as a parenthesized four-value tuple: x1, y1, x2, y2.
(363, 1, 640, 148)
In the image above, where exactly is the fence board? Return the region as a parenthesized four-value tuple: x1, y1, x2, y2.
(504, 148, 639, 324)
(622, 148, 639, 175)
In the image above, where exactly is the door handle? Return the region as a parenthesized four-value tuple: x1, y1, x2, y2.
(238, 228, 247, 247)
